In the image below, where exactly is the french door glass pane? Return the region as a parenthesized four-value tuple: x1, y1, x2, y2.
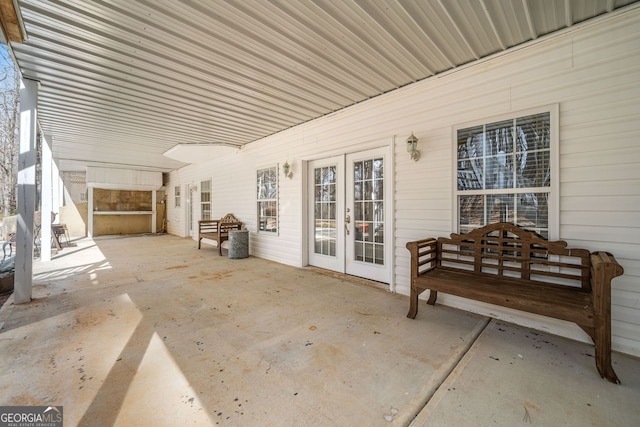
(353, 158, 384, 265)
(314, 166, 337, 256)
(201, 180, 211, 220)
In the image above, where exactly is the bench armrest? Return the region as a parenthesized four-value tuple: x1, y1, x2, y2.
(198, 220, 220, 235)
(406, 238, 438, 280)
(590, 251, 624, 311)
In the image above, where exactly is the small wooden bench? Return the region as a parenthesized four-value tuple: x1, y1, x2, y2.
(198, 213, 242, 256)
(406, 222, 624, 383)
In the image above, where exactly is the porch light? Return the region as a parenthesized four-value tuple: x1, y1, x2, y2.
(282, 161, 293, 179)
(407, 133, 420, 161)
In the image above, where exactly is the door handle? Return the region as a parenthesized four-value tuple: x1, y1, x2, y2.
(345, 215, 350, 235)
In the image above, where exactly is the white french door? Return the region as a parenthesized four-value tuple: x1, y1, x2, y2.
(308, 156, 345, 272)
(308, 147, 391, 283)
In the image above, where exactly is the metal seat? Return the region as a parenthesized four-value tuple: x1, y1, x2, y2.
(51, 212, 69, 248)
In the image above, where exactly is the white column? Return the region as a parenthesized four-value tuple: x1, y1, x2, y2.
(57, 172, 64, 210)
(151, 190, 157, 233)
(51, 159, 60, 214)
(87, 186, 94, 238)
(15, 78, 39, 304)
(40, 134, 53, 262)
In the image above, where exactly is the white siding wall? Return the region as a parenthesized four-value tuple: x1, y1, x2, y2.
(86, 167, 162, 190)
(167, 11, 640, 356)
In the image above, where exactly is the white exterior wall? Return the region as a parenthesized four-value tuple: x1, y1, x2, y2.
(86, 167, 162, 190)
(167, 11, 640, 356)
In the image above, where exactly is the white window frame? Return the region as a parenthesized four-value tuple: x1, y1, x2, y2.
(452, 104, 559, 240)
(174, 185, 181, 208)
(257, 166, 278, 234)
(200, 179, 211, 220)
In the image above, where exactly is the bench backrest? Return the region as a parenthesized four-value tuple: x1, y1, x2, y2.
(199, 213, 242, 235)
(437, 222, 591, 290)
(219, 213, 242, 234)
(221, 213, 240, 224)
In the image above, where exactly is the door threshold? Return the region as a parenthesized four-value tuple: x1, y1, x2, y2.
(304, 267, 389, 292)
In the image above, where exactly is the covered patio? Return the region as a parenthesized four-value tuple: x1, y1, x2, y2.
(0, 234, 639, 426)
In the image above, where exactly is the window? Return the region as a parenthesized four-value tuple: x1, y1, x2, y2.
(455, 109, 555, 238)
(200, 180, 211, 220)
(174, 185, 181, 207)
(257, 166, 278, 233)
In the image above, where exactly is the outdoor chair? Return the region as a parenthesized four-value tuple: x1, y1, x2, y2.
(51, 212, 69, 248)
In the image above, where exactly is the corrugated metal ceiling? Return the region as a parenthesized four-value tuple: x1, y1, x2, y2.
(8, 0, 640, 172)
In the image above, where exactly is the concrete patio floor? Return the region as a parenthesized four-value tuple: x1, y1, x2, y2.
(0, 234, 639, 426)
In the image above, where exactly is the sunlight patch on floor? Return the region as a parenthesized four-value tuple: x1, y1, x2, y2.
(114, 332, 214, 426)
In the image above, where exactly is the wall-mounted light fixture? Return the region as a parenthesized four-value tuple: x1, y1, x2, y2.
(190, 184, 198, 192)
(282, 161, 293, 179)
(406, 132, 420, 161)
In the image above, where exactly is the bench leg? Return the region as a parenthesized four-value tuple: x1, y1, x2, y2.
(594, 320, 620, 384)
(408, 288, 438, 319)
(407, 287, 419, 319)
(427, 290, 438, 306)
(218, 241, 223, 256)
(198, 238, 201, 250)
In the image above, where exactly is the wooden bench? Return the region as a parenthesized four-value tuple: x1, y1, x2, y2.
(197, 213, 242, 256)
(406, 222, 624, 383)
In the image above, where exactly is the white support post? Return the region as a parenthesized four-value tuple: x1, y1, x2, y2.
(87, 186, 94, 238)
(57, 172, 63, 210)
(15, 78, 39, 304)
(51, 159, 60, 214)
(40, 133, 53, 262)
(151, 190, 157, 233)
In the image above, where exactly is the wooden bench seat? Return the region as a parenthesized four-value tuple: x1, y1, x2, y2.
(406, 222, 624, 383)
(198, 213, 242, 256)
(419, 268, 595, 325)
